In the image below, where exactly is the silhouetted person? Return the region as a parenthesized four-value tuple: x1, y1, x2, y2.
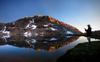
(85, 24, 92, 44)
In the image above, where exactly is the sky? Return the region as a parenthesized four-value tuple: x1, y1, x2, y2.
(0, 0, 100, 32)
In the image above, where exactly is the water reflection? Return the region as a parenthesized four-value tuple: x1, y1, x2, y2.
(0, 36, 79, 52)
(0, 36, 79, 62)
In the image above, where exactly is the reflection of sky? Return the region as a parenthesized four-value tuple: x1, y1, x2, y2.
(0, 0, 100, 32)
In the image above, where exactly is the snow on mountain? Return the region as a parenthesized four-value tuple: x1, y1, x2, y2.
(0, 15, 81, 40)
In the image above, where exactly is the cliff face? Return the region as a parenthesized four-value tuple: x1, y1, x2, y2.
(0, 15, 81, 40)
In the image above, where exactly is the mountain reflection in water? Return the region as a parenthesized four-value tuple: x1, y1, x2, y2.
(0, 36, 79, 62)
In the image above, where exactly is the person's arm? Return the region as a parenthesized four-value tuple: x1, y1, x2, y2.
(84, 28, 87, 31)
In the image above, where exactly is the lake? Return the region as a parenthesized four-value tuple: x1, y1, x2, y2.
(0, 36, 99, 62)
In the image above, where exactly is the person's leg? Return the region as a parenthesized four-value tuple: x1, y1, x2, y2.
(87, 37, 91, 45)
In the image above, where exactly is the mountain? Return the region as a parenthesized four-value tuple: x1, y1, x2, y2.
(12, 16, 81, 33)
(0, 15, 81, 41)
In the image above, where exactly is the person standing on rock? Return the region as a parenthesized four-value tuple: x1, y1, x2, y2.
(85, 24, 92, 44)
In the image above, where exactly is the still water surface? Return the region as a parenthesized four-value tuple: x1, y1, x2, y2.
(0, 36, 99, 62)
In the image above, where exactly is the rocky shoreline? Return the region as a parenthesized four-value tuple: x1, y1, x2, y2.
(57, 41, 100, 62)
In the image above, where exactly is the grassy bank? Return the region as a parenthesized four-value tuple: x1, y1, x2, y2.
(57, 41, 100, 62)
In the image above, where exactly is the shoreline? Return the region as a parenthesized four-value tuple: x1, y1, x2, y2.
(57, 41, 100, 62)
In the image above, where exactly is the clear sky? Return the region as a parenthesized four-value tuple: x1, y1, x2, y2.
(0, 0, 100, 32)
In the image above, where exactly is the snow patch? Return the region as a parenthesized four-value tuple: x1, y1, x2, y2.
(25, 19, 37, 30)
(50, 38, 57, 41)
(24, 31, 32, 37)
(31, 39, 37, 43)
(44, 25, 48, 27)
(1, 26, 10, 38)
(2, 31, 10, 38)
(31, 25, 37, 30)
(67, 31, 73, 34)
(50, 27, 57, 31)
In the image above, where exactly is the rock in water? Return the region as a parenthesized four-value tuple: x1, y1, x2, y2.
(0, 15, 81, 41)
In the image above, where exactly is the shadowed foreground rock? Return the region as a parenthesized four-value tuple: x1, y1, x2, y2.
(57, 41, 100, 62)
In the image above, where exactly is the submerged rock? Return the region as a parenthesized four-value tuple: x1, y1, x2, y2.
(0, 15, 81, 41)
